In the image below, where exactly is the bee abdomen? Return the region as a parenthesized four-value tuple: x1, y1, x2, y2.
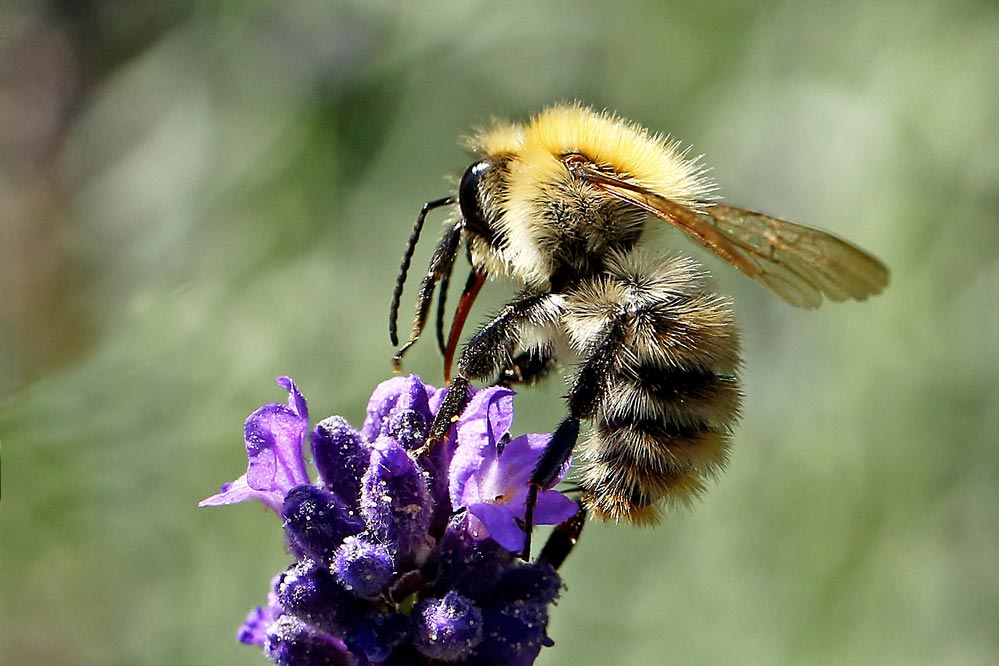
(579, 362, 742, 523)
(564, 251, 742, 522)
(602, 365, 741, 432)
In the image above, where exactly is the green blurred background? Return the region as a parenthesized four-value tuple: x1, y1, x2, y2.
(2, 1, 997, 664)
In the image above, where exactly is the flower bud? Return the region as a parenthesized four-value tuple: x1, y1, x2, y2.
(412, 592, 484, 661)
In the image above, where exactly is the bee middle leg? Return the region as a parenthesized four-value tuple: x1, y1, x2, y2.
(422, 292, 564, 451)
(495, 347, 557, 387)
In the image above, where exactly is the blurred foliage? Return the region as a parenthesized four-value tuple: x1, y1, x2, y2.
(1, 1, 997, 664)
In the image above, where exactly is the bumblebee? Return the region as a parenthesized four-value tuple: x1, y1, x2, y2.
(389, 103, 888, 554)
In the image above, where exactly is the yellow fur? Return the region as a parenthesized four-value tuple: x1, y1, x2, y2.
(464, 120, 524, 155)
(466, 103, 715, 289)
(472, 104, 713, 204)
(522, 104, 713, 204)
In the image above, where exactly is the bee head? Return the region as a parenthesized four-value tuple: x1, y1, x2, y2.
(458, 159, 495, 241)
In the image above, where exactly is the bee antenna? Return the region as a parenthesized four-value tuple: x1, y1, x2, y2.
(390, 196, 456, 346)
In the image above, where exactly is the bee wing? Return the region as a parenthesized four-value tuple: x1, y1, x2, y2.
(701, 204, 890, 307)
(568, 159, 889, 308)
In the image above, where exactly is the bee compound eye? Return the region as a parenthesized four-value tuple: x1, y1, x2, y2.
(458, 160, 493, 238)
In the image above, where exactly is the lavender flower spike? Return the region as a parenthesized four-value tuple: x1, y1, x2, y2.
(202, 376, 580, 665)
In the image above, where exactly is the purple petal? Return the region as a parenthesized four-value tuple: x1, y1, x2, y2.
(201, 379, 312, 514)
(199, 474, 284, 513)
(467, 502, 525, 553)
(457, 474, 483, 508)
(458, 386, 515, 446)
(449, 388, 519, 509)
(238, 573, 285, 646)
(533, 490, 580, 526)
(452, 428, 577, 552)
(237, 606, 274, 646)
(449, 436, 492, 511)
(501, 433, 571, 485)
(454, 434, 555, 514)
(243, 403, 310, 502)
(493, 433, 551, 487)
(482, 388, 515, 444)
(276, 376, 308, 423)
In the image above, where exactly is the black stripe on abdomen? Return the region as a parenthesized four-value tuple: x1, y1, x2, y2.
(578, 360, 741, 523)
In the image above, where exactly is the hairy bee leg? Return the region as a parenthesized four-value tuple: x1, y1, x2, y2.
(522, 319, 628, 557)
(458, 292, 559, 380)
(419, 375, 472, 455)
(495, 348, 557, 387)
(392, 220, 464, 371)
(422, 293, 564, 453)
(530, 318, 627, 486)
(537, 501, 586, 569)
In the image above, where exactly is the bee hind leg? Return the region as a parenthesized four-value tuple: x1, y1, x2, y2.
(537, 501, 587, 569)
(522, 317, 628, 558)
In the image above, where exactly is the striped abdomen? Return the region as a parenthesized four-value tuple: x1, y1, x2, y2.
(564, 251, 743, 523)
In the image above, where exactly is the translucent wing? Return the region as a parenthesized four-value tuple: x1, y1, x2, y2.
(701, 204, 890, 307)
(566, 156, 889, 308)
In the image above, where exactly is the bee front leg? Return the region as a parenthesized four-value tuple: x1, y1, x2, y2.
(391, 218, 463, 371)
